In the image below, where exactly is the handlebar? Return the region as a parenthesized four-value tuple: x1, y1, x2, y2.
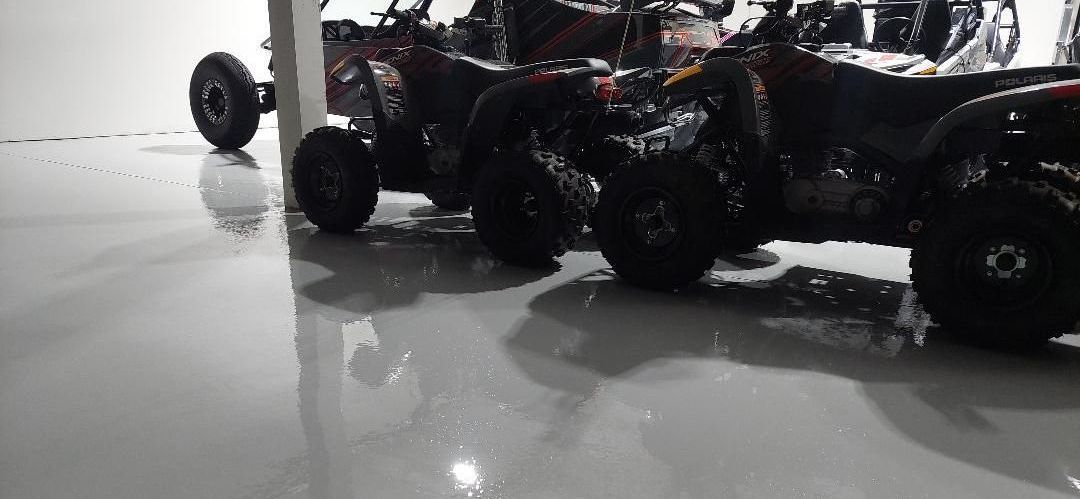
(746, 0, 794, 14)
(371, 9, 410, 21)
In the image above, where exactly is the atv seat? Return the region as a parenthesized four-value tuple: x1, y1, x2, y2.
(834, 60, 1080, 127)
(452, 56, 612, 96)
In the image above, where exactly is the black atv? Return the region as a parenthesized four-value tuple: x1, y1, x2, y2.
(593, 42, 1080, 345)
(291, 9, 612, 266)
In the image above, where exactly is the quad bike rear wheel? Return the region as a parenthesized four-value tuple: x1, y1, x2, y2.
(594, 152, 724, 290)
(911, 177, 1080, 346)
(292, 127, 380, 233)
(471, 150, 590, 267)
(424, 191, 471, 211)
(190, 52, 260, 149)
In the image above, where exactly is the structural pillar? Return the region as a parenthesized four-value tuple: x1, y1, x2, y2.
(267, 0, 327, 211)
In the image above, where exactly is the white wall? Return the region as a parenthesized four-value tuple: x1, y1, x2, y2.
(0, 0, 475, 142)
(0, 0, 278, 141)
(0, 0, 1065, 142)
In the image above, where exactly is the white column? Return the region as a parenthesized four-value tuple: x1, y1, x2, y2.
(267, 0, 327, 210)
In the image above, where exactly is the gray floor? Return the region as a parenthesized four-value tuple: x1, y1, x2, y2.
(2, 130, 1079, 499)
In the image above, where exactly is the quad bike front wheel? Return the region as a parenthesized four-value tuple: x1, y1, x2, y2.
(471, 150, 591, 267)
(911, 177, 1080, 346)
(190, 52, 261, 149)
(292, 127, 380, 233)
(593, 152, 724, 290)
(424, 191, 471, 211)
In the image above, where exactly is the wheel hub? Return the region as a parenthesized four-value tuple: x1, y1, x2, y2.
(983, 244, 1028, 280)
(493, 180, 540, 241)
(318, 163, 342, 202)
(200, 79, 229, 125)
(305, 152, 343, 210)
(962, 234, 1051, 308)
(633, 198, 679, 247)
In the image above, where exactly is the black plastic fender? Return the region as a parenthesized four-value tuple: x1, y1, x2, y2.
(912, 79, 1080, 161)
(329, 55, 416, 134)
(661, 57, 765, 137)
(459, 65, 611, 177)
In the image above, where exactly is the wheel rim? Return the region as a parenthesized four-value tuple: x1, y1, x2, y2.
(620, 187, 684, 261)
(200, 79, 229, 125)
(491, 179, 540, 241)
(956, 233, 1053, 310)
(306, 152, 344, 210)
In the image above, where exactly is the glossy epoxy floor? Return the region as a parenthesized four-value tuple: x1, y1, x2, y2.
(2, 130, 1079, 499)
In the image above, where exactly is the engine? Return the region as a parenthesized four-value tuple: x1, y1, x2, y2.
(781, 147, 893, 224)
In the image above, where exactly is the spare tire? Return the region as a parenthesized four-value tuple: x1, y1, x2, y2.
(190, 52, 260, 149)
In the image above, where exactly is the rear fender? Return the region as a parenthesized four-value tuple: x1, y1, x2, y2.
(912, 80, 1080, 161)
(459, 66, 610, 179)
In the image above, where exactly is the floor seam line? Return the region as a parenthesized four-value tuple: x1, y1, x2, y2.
(0, 126, 281, 144)
(0, 151, 206, 190)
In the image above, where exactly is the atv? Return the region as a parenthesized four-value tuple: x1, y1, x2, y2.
(291, 6, 613, 267)
(592, 42, 1080, 345)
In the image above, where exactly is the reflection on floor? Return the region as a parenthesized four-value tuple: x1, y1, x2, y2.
(2, 130, 1079, 499)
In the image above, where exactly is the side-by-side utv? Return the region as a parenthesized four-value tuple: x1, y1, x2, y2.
(189, 0, 475, 151)
(465, 0, 739, 68)
(717, 0, 1021, 75)
(593, 42, 1080, 345)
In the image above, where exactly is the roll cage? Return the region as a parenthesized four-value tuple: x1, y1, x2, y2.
(1057, 0, 1080, 64)
(260, 0, 436, 50)
(736, 0, 1019, 70)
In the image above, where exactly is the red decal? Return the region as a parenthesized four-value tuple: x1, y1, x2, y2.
(1048, 84, 1080, 99)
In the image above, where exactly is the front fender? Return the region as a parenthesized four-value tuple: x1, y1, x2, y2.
(912, 80, 1080, 161)
(329, 55, 414, 133)
(663, 57, 763, 137)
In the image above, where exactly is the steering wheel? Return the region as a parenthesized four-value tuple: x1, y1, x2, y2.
(321, 19, 367, 41)
(746, 15, 800, 46)
(873, 17, 925, 54)
(336, 19, 365, 41)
